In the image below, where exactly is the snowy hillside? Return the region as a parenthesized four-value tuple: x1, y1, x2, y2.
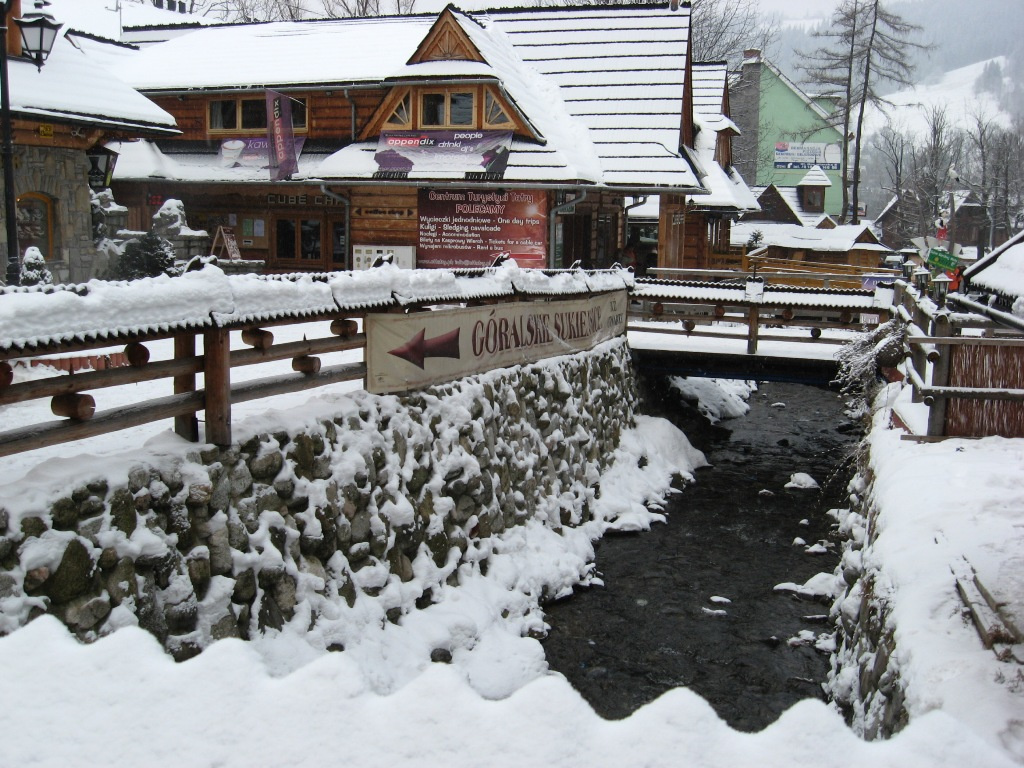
(862, 57, 1016, 139)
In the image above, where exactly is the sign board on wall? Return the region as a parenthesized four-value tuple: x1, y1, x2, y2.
(366, 290, 627, 394)
(374, 130, 512, 177)
(417, 188, 548, 269)
(773, 142, 841, 171)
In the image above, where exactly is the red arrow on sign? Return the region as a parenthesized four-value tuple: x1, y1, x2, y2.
(388, 328, 461, 369)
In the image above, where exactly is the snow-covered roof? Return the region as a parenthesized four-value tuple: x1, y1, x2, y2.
(111, 4, 703, 191)
(688, 115, 758, 212)
(486, 4, 698, 190)
(692, 62, 738, 134)
(731, 221, 890, 253)
(6, 31, 177, 135)
(797, 165, 831, 187)
(47, 0, 215, 43)
(749, 185, 832, 228)
(963, 229, 1024, 303)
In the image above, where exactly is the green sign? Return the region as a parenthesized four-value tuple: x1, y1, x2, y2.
(927, 247, 959, 271)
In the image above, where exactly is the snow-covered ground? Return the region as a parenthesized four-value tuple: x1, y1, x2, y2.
(0, 331, 1020, 766)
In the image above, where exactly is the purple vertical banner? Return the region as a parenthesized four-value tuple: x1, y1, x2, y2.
(266, 90, 298, 181)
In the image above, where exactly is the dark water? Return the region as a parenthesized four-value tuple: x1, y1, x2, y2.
(542, 379, 859, 731)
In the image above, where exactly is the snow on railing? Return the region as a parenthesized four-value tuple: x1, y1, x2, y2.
(0, 264, 633, 457)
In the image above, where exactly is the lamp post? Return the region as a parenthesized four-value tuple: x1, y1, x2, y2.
(913, 266, 931, 295)
(931, 272, 953, 304)
(1, 0, 61, 287)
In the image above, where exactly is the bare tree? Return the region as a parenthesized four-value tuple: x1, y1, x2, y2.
(189, 0, 415, 19)
(689, 0, 775, 66)
(798, 0, 926, 223)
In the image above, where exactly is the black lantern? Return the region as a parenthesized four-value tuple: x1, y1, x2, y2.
(86, 146, 118, 191)
(931, 272, 953, 303)
(901, 258, 916, 281)
(16, 0, 62, 71)
(913, 266, 931, 294)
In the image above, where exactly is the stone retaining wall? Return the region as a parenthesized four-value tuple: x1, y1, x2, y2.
(0, 341, 638, 659)
(826, 465, 909, 739)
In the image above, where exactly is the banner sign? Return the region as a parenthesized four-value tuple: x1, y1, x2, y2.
(218, 137, 305, 171)
(374, 130, 512, 177)
(773, 141, 841, 171)
(366, 290, 627, 394)
(417, 187, 547, 270)
(266, 90, 298, 181)
(927, 247, 960, 271)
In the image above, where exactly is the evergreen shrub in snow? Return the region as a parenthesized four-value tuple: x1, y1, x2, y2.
(108, 231, 179, 281)
(19, 246, 52, 286)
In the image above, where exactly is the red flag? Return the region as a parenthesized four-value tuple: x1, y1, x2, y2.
(266, 90, 297, 181)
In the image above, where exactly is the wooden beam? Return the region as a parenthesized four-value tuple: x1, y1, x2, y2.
(203, 329, 231, 446)
(0, 392, 204, 459)
(174, 335, 199, 442)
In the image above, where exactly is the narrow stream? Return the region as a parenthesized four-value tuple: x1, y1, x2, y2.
(542, 379, 859, 730)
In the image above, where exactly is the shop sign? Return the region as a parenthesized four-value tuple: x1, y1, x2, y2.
(417, 188, 547, 269)
(927, 247, 959, 271)
(366, 290, 627, 394)
(773, 142, 841, 171)
(374, 130, 512, 177)
(219, 137, 306, 170)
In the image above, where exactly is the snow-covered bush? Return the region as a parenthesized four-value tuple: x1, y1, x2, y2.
(19, 246, 52, 286)
(107, 230, 179, 281)
(833, 318, 907, 401)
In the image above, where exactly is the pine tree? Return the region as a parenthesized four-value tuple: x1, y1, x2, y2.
(799, 0, 927, 223)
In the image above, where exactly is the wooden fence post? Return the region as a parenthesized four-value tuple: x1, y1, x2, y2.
(927, 312, 953, 437)
(174, 333, 199, 442)
(203, 328, 232, 446)
(746, 307, 759, 354)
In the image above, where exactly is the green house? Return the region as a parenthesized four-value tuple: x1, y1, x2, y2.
(730, 49, 845, 218)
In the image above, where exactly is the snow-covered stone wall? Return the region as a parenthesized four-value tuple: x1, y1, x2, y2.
(0, 340, 638, 659)
(826, 465, 908, 739)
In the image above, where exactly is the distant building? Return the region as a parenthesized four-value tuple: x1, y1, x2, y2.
(730, 49, 845, 219)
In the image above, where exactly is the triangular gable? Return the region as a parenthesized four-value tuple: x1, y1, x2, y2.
(752, 184, 802, 225)
(359, 7, 538, 142)
(407, 5, 484, 65)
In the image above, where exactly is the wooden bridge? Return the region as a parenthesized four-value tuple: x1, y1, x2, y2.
(628, 271, 895, 386)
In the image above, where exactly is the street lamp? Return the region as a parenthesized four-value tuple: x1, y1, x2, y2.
(2, 0, 62, 287)
(913, 266, 931, 294)
(85, 146, 118, 191)
(931, 272, 953, 304)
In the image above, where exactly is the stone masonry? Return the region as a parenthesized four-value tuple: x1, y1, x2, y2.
(0, 342, 639, 660)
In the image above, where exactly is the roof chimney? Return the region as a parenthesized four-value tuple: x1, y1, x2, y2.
(743, 48, 761, 60)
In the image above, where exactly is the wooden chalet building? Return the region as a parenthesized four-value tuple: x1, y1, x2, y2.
(0, 0, 178, 284)
(659, 60, 758, 270)
(107, 3, 707, 273)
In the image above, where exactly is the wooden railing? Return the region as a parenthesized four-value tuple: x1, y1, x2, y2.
(0, 265, 630, 458)
(650, 262, 899, 291)
(628, 277, 890, 354)
(0, 315, 367, 458)
(894, 280, 1024, 438)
